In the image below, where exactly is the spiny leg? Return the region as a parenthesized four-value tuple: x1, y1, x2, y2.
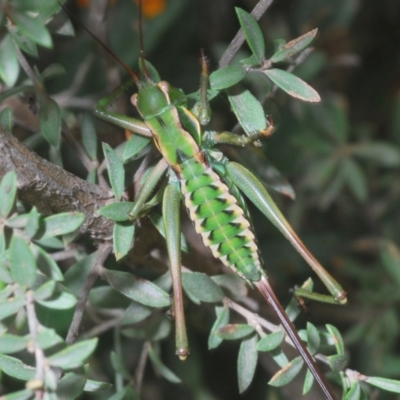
(162, 183, 188, 360)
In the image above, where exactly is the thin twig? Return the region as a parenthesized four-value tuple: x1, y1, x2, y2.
(218, 0, 274, 68)
(134, 342, 149, 394)
(65, 243, 112, 345)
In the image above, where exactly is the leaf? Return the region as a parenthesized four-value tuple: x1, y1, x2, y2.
(0, 296, 25, 320)
(56, 371, 86, 400)
(256, 330, 285, 352)
(211, 274, 248, 299)
(0, 354, 36, 380)
(34, 280, 56, 301)
(81, 113, 98, 161)
(83, 379, 113, 392)
(228, 89, 267, 138)
(270, 29, 318, 63)
(121, 301, 152, 325)
(42, 212, 85, 238)
(48, 338, 98, 369)
(341, 158, 368, 202)
(381, 241, 400, 287)
(264, 69, 320, 102)
(235, 8, 265, 63)
(30, 244, 63, 281)
(327, 354, 348, 372)
(8, 23, 38, 57)
(24, 207, 40, 239)
(123, 134, 151, 162)
(98, 202, 133, 221)
(351, 142, 400, 167)
(34, 328, 63, 350)
(182, 272, 224, 304)
(113, 221, 135, 260)
(344, 382, 361, 400)
(237, 335, 258, 393)
(102, 143, 125, 200)
(103, 269, 171, 307)
(11, 11, 52, 48)
(269, 356, 304, 387)
(306, 322, 321, 355)
(209, 64, 246, 90)
(208, 306, 230, 349)
(148, 343, 181, 383)
(303, 369, 315, 395)
(39, 97, 61, 148)
(36, 288, 77, 310)
(365, 377, 400, 393)
(326, 324, 345, 355)
(0, 34, 19, 86)
(217, 324, 255, 340)
(0, 170, 17, 218)
(0, 106, 13, 131)
(110, 351, 131, 380)
(0, 334, 29, 353)
(9, 235, 37, 287)
(0, 389, 33, 400)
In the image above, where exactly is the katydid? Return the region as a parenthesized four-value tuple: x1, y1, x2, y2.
(64, 2, 346, 398)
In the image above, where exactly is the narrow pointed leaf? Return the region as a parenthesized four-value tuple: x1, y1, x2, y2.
(48, 338, 98, 369)
(30, 244, 63, 281)
(269, 356, 304, 387)
(81, 113, 98, 161)
(182, 272, 224, 304)
(0, 170, 17, 218)
(306, 322, 320, 355)
(256, 330, 285, 352)
(326, 324, 345, 355)
(36, 290, 77, 310)
(113, 221, 135, 260)
(56, 371, 86, 399)
(0, 106, 13, 131)
(270, 29, 318, 63)
(123, 134, 151, 162)
(121, 301, 152, 325)
(83, 379, 113, 392)
(217, 324, 254, 340)
(0, 34, 19, 86)
(10, 235, 37, 287)
(39, 97, 61, 148)
(0, 334, 29, 353)
(327, 354, 348, 372)
(238, 335, 258, 393)
(303, 369, 315, 395)
(0, 355, 36, 380)
(0, 296, 25, 320)
(98, 202, 133, 221)
(8, 24, 38, 57)
(102, 143, 125, 200)
(210, 64, 246, 90)
(34, 280, 56, 301)
(351, 142, 400, 167)
(148, 344, 181, 383)
(264, 69, 320, 102)
(103, 269, 171, 307)
(1, 389, 33, 400)
(42, 212, 85, 238)
(208, 306, 230, 349)
(34, 329, 63, 350)
(235, 8, 265, 63)
(344, 382, 361, 400)
(365, 377, 400, 394)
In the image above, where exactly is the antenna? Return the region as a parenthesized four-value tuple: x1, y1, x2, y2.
(59, 2, 142, 88)
(137, 0, 150, 81)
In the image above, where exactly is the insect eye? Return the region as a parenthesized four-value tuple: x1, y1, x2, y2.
(130, 93, 138, 107)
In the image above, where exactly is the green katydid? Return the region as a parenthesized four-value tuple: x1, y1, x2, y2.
(64, 2, 347, 398)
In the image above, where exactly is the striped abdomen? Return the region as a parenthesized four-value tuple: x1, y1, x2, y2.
(180, 156, 262, 282)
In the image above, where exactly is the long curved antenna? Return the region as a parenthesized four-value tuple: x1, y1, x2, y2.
(59, 2, 142, 89)
(136, 0, 150, 81)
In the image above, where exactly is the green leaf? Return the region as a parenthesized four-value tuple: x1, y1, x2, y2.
(48, 338, 98, 369)
(24, 207, 40, 239)
(0, 389, 33, 400)
(0, 106, 13, 131)
(217, 324, 255, 340)
(36, 289, 77, 310)
(121, 301, 153, 325)
(270, 29, 318, 63)
(30, 244, 63, 281)
(39, 97, 61, 148)
(341, 158, 368, 202)
(365, 377, 400, 393)
(81, 113, 98, 161)
(42, 212, 85, 238)
(83, 379, 113, 392)
(327, 354, 348, 372)
(56, 371, 86, 400)
(211, 274, 247, 299)
(237, 335, 258, 393)
(210, 64, 246, 90)
(8, 23, 38, 57)
(303, 369, 315, 395)
(381, 241, 400, 287)
(0, 34, 19, 86)
(326, 324, 345, 355)
(0, 296, 25, 320)
(306, 322, 320, 355)
(34, 328, 63, 350)
(148, 343, 181, 383)
(269, 356, 304, 387)
(102, 143, 125, 200)
(264, 69, 320, 102)
(182, 272, 224, 304)
(0, 354, 36, 380)
(34, 280, 56, 301)
(98, 202, 133, 221)
(113, 221, 135, 260)
(10, 235, 37, 287)
(111, 351, 131, 380)
(208, 306, 230, 350)
(89, 286, 130, 308)
(103, 269, 171, 307)
(0, 170, 17, 218)
(235, 8, 265, 63)
(344, 382, 361, 400)
(123, 134, 151, 162)
(0, 334, 29, 353)
(256, 330, 285, 352)
(11, 11, 52, 48)
(351, 142, 400, 167)
(228, 89, 267, 138)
